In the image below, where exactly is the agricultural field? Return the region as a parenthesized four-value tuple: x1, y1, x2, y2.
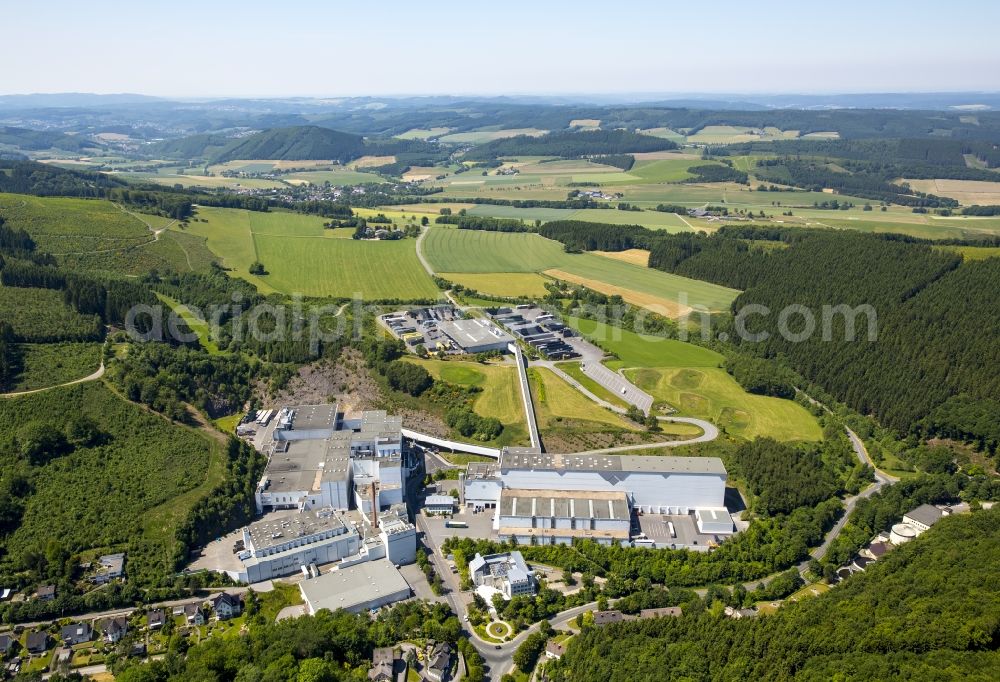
(438, 127, 548, 144)
(627, 366, 822, 442)
(283, 168, 386, 186)
(901, 178, 1000, 205)
(1, 341, 102, 392)
(422, 227, 738, 315)
(438, 272, 551, 297)
(0, 286, 102, 342)
(592, 248, 650, 266)
(184, 206, 439, 299)
(119, 171, 286, 190)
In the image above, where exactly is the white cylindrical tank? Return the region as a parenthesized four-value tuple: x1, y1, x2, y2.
(890, 522, 917, 545)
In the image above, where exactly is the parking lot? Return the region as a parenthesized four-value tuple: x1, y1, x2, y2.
(579, 361, 654, 413)
(380, 305, 462, 354)
(490, 305, 580, 360)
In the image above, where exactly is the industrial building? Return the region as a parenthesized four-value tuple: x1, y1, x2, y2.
(300, 560, 412, 615)
(255, 405, 405, 514)
(236, 508, 361, 583)
(496, 450, 728, 514)
(438, 318, 514, 353)
(460, 462, 502, 509)
(424, 495, 456, 515)
(695, 508, 734, 534)
(497, 489, 631, 545)
(469, 551, 536, 600)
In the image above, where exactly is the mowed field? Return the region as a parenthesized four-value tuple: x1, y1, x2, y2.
(438, 272, 551, 297)
(185, 206, 439, 299)
(628, 366, 822, 442)
(422, 227, 738, 314)
(438, 127, 548, 144)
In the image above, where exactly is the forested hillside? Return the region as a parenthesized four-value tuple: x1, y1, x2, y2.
(548, 508, 1000, 682)
(212, 125, 367, 162)
(466, 129, 678, 160)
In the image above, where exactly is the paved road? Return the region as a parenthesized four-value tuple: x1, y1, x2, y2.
(543, 362, 719, 451)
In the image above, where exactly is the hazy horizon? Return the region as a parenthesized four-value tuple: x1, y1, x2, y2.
(6, 0, 999, 98)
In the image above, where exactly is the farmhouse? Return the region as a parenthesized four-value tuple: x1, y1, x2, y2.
(299, 561, 411, 615)
(468, 551, 536, 600)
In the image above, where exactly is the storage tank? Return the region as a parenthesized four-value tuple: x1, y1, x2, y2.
(890, 522, 917, 545)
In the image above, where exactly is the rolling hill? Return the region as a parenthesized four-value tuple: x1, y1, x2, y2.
(213, 125, 367, 163)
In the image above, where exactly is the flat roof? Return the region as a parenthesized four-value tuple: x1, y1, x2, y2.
(499, 488, 629, 521)
(288, 404, 339, 431)
(247, 509, 350, 551)
(425, 495, 456, 507)
(439, 319, 513, 349)
(300, 561, 410, 613)
(265, 438, 351, 492)
(501, 451, 727, 476)
(465, 462, 500, 480)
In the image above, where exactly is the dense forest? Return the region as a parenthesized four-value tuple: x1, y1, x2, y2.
(465, 129, 678, 161)
(547, 508, 1000, 681)
(539, 220, 1000, 450)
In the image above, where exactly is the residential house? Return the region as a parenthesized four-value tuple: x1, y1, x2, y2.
(25, 631, 49, 655)
(211, 592, 242, 620)
(93, 553, 126, 584)
(34, 585, 56, 602)
(724, 606, 758, 620)
(545, 641, 566, 660)
(593, 610, 624, 626)
(425, 641, 453, 682)
(184, 603, 206, 626)
(60, 622, 93, 646)
(368, 647, 396, 681)
(903, 504, 944, 533)
(101, 616, 128, 644)
(147, 609, 166, 631)
(0, 633, 15, 656)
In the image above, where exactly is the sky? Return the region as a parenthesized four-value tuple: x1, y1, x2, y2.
(5, 0, 999, 97)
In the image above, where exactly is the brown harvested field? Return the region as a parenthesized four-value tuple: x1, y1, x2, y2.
(402, 166, 443, 181)
(592, 249, 650, 266)
(902, 178, 1000, 205)
(349, 155, 395, 168)
(544, 269, 692, 318)
(570, 118, 601, 128)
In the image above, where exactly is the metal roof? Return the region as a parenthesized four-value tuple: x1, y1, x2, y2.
(300, 561, 410, 613)
(501, 451, 726, 476)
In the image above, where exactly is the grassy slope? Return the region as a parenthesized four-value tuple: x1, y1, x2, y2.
(0, 193, 213, 275)
(404, 358, 527, 431)
(563, 316, 820, 442)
